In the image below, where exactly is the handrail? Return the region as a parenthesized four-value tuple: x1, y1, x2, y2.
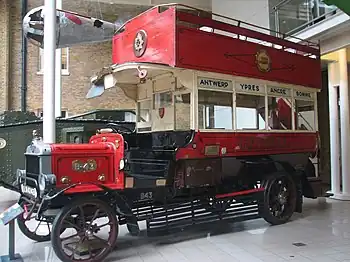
(270, 0, 339, 36)
(286, 8, 339, 35)
(272, 0, 294, 10)
(176, 10, 319, 56)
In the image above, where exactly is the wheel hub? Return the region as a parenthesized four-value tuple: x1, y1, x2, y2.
(277, 190, 287, 205)
(85, 229, 93, 237)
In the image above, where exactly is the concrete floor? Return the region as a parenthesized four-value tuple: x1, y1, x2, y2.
(0, 188, 350, 262)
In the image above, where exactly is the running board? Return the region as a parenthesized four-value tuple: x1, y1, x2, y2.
(146, 199, 260, 236)
(144, 188, 264, 236)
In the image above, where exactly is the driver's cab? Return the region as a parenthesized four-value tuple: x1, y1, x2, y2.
(136, 70, 193, 133)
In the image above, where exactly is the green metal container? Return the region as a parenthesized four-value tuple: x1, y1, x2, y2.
(0, 110, 135, 186)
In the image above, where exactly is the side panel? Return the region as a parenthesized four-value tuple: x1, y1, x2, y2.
(181, 154, 310, 188)
(50, 142, 121, 189)
(112, 7, 176, 66)
(176, 131, 318, 160)
(176, 26, 321, 89)
(89, 133, 125, 189)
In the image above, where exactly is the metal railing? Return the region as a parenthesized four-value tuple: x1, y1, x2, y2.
(270, 0, 338, 35)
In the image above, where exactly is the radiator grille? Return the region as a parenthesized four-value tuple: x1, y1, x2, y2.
(25, 155, 40, 176)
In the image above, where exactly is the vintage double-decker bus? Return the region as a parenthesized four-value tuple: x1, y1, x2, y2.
(14, 4, 328, 262)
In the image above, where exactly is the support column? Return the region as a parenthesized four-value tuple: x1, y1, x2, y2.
(43, 0, 56, 143)
(55, 0, 62, 118)
(338, 48, 350, 199)
(328, 62, 341, 196)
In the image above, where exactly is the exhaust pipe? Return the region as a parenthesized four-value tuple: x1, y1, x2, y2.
(22, 6, 117, 48)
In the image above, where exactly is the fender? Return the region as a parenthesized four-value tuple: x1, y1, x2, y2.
(242, 158, 304, 213)
(43, 182, 134, 219)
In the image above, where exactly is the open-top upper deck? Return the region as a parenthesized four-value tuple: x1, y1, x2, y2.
(112, 4, 321, 90)
(86, 4, 321, 156)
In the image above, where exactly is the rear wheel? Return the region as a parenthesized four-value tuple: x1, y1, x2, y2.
(51, 198, 118, 262)
(258, 173, 297, 225)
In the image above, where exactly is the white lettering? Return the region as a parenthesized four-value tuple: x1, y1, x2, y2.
(21, 185, 38, 199)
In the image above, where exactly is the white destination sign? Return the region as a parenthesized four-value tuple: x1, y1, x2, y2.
(294, 90, 314, 100)
(235, 82, 265, 95)
(267, 86, 291, 97)
(198, 77, 233, 90)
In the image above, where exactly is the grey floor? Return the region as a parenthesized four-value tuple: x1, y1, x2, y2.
(1, 188, 350, 262)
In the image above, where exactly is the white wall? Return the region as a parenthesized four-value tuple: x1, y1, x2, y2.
(320, 28, 350, 55)
(212, 0, 270, 33)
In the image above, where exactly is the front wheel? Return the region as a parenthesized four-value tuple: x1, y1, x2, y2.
(258, 173, 297, 225)
(51, 198, 118, 262)
(17, 197, 52, 242)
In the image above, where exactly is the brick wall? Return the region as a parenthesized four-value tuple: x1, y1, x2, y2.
(0, 0, 10, 112)
(0, 0, 148, 116)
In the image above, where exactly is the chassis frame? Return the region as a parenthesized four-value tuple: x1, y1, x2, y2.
(15, 163, 307, 262)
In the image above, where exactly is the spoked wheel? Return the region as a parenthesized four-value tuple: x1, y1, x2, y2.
(17, 197, 52, 242)
(51, 198, 118, 262)
(259, 173, 297, 225)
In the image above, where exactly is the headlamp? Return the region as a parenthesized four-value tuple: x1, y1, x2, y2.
(38, 173, 56, 194)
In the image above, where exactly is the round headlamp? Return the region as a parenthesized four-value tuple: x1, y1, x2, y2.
(38, 174, 46, 192)
(38, 173, 56, 193)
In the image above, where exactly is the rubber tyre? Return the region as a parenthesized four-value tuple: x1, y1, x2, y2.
(258, 173, 297, 225)
(51, 198, 118, 262)
(17, 197, 51, 242)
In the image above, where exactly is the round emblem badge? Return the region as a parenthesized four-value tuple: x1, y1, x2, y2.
(0, 138, 7, 149)
(255, 49, 271, 73)
(133, 30, 147, 58)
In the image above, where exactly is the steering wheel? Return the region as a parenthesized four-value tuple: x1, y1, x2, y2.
(106, 123, 135, 134)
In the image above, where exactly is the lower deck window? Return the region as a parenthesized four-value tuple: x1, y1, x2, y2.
(153, 92, 172, 109)
(268, 97, 293, 130)
(137, 100, 152, 132)
(198, 90, 233, 129)
(175, 93, 191, 130)
(236, 94, 265, 130)
(295, 99, 315, 131)
(137, 100, 151, 122)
